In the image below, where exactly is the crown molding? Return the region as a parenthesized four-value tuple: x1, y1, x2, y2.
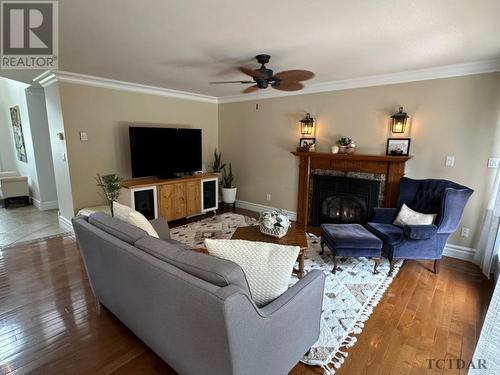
(33, 70, 218, 104)
(32, 59, 500, 105)
(218, 58, 500, 104)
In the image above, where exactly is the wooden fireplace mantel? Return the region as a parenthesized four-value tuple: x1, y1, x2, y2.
(292, 151, 413, 229)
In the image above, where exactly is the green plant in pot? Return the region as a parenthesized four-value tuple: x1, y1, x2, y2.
(221, 163, 237, 204)
(212, 148, 226, 173)
(96, 173, 122, 216)
(336, 137, 356, 154)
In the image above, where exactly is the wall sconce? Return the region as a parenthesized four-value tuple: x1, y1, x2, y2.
(300, 113, 315, 135)
(390, 107, 409, 134)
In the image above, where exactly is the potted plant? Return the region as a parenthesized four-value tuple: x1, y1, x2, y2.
(96, 173, 122, 216)
(221, 163, 237, 204)
(336, 137, 356, 154)
(259, 210, 291, 238)
(212, 148, 226, 174)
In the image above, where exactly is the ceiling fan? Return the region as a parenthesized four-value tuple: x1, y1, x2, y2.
(209, 54, 315, 93)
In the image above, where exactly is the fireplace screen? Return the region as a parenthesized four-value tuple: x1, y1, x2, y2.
(311, 175, 380, 226)
(321, 195, 366, 223)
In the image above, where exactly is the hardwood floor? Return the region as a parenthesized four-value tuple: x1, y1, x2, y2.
(0, 216, 493, 374)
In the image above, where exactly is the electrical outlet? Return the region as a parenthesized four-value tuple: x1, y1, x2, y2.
(487, 158, 500, 168)
(445, 156, 455, 167)
(266, 193, 271, 201)
(461, 227, 470, 238)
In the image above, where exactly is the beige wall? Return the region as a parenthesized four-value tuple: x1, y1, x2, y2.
(57, 83, 218, 212)
(44, 83, 74, 220)
(219, 73, 500, 249)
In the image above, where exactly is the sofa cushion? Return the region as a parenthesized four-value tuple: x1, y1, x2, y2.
(135, 236, 251, 295)
(113, 201, 159, 238)
(366, 222, 404, 245)
(88, 212, 148, 244)
(204, 239, 300, 307)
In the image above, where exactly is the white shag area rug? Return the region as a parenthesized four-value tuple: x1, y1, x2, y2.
(170, 213, 403, 374)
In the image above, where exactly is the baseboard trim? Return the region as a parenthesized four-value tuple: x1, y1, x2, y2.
(235, 200, 297, 221)
(58, 215, 74, 232)
(32, 199, 59, 211)
(443, 244, 476, 261)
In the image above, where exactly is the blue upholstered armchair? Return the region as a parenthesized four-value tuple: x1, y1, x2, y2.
(367, 177, 473, 274)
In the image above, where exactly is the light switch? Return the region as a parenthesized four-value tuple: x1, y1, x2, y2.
(79, 131, 88, 141)
(62, 153, 66, 161)
(445, 156, 455, 167)
(487, 158, 500, 168)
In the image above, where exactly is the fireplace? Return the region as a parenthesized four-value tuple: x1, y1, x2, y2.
(310, 175, 380, 226)
(292, 151, 411, 229)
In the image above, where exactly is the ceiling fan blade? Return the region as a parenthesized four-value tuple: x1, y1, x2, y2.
(238, 66, 269, 80)
(274, 70, 315, 82)
(209, 80, 255, 84)
(242, 85, 259, 94)
(272, 82, 304, 92)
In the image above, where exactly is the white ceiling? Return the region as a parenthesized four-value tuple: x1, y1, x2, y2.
(2, 0, 500, 97)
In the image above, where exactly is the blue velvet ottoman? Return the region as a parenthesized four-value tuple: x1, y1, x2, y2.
(320, 224, 383, 274)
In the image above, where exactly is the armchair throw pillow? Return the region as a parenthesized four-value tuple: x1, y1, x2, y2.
(393, 204, 437, 227)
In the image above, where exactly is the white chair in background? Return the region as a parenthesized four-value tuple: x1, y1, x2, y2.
(0, 171, 30, 208)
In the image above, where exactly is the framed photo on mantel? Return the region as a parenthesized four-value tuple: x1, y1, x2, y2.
(386, 138, 411, 156)
(298, 137, 316, 152)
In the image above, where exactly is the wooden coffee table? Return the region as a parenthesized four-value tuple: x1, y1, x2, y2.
(231, 225, 309, 278)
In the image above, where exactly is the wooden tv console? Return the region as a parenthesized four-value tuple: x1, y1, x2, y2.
(120, 173, 219, 221)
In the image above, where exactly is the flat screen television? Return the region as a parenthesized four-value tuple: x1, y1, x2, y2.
(129, 127, 202, 178)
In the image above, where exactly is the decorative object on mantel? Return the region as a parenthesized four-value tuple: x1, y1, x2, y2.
(390, 106, 410, 134)
(221, 163, 237, 203)
(336, 137, 356, 154)
(259, 210, 291, 238)
(298, 137, 316, 152)
(300, 112, 315, 135)
(386, 138, 411, 156)
(96, 173, 122, 216)
(331, 145, 339, 154)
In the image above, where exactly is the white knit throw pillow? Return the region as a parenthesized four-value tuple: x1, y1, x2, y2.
(204, 239, 300, 306)
(113, 201, 159, 238)
(393, 204, 437, 226)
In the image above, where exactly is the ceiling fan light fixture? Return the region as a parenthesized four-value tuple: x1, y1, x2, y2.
(209, 54, 314, 94)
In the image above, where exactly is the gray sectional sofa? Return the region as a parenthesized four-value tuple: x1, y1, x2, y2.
(72, 213, 325, 375)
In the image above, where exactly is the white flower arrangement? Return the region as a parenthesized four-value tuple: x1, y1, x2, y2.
(259, 210, 290, 238)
